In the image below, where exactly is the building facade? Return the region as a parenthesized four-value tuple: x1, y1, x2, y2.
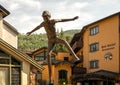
(71, 12, 120, 85)
(0, 5, 44, 85)
(28, 47, 76, 85)
(0, 5, 18, 48)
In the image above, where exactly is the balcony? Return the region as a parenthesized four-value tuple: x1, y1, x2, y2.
(72, 55, 83, 64)
(72, 41, 83, 53)
(73, 67, 86, 74)
(76, 41, 83, 48)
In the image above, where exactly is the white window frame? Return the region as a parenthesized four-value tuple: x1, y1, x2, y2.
(90, 26, 99, 35)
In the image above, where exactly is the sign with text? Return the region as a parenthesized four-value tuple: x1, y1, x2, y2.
(101, 43, 116, 51)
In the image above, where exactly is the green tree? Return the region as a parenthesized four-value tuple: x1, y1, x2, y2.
(18, 29, 79, 51)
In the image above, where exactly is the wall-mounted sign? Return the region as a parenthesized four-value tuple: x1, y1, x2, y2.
(101, 43, 116, 51)
(104, 52, 113, 61)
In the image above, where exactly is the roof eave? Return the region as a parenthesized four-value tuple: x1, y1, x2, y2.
(81, 12, 120, 33)
(0, 38, 44, 71)
(0, 5, 10, 18)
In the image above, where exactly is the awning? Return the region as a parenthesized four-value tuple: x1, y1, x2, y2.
(72, 70, 120, 82)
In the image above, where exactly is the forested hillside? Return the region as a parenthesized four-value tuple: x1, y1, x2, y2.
(18, 29, 80, 51)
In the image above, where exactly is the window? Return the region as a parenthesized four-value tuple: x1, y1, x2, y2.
(64, 57, 68, 61)
(90, 42, 99, 52)
(35, 52, 46, 61)
(90, 60, 99, 69)
(0, 50, 21, 85)
(51, 55, 55, 60)
(90, 26, 99, 35)
(34, 51, 56, 61)
(59, 70, 67, 80)
(0, 67, 9, 85)
(12, 67, 21, 85)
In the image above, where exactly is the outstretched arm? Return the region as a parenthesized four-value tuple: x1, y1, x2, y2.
(55, 16, 79, 22)
(26, 23, 43, 36)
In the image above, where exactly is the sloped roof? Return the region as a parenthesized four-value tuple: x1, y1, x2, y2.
(31, 47, 57, 55)
(0, 38, 44, 71)
(93, 70, 120, 77)
(73, 69, 120, 81)
(0, 5, 10, 18)
(81, 12, 120, 34)
(53, 60, 73, 66)
(41, 60, 73, 66)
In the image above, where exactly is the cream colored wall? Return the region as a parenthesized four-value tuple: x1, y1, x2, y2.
(21, 61, 30, 85)
(2, 24, 18, 48)
(0, 13, 18, 48)
(0, 13, 3, 38)
(83, 15, 119, 73)
(0, 9, 31, 85)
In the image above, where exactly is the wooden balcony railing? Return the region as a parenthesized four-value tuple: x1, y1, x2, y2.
(72, 41, 83, 50)
(72, 55, 83, 64)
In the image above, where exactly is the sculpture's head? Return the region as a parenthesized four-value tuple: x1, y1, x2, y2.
(42, 10, 51, 18)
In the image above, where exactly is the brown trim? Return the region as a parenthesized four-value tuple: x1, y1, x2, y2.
(0, 5, 10, 17)
(31, 46, 57, 55)
(70, 32, 81, 46)
(119, 13, 120, 73)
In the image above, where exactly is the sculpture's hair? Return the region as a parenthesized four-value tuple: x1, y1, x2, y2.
(42, 10, 51, 18)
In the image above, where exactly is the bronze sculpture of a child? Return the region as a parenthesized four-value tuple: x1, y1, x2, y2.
(27, 10, 79, 85)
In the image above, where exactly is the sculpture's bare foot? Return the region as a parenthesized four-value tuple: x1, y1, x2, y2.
(75, 55, 80, 60)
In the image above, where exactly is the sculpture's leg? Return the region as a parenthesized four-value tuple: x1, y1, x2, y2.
(47, 42, 55, 85)
(56, 38, 79, 60)
(47, 55, 53, 85)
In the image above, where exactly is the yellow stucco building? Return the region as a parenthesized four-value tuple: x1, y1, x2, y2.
(71, 12, 120, 85)
(2, 3, 120, 85)
(28, 47, 78, 85)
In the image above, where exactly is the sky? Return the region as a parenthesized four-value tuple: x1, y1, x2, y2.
(0, 0, 120, 34)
